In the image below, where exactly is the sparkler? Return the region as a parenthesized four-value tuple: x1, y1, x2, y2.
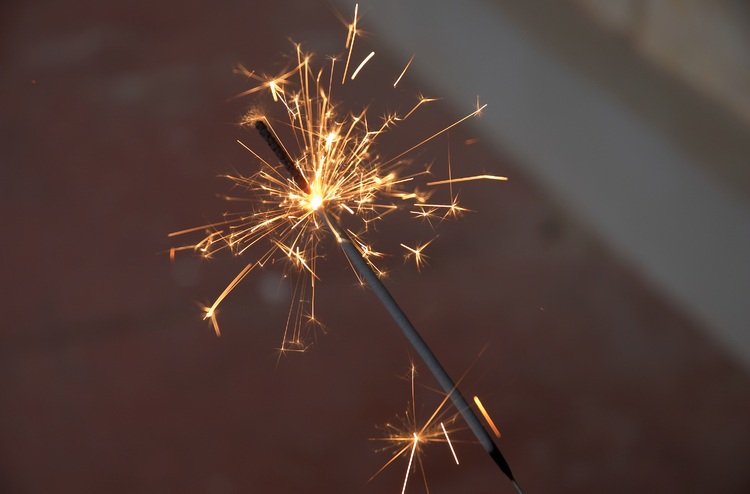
(170, 4, 523, 491)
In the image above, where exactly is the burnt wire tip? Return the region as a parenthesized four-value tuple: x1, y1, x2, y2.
(254, 120, 311, 194)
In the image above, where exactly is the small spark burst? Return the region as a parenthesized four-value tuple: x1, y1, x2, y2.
(370, 364, 465, 494)
(169, 4, 505, 352)
(474, 395, 502, 438)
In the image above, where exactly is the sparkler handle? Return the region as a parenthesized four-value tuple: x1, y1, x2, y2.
(321, 210, 522, 490)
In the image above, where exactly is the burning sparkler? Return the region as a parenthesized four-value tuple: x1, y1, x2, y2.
(170, 4, 522, 491)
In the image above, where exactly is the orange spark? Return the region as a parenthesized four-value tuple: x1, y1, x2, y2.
(370, 364, 464, 492)
(441, 422, 460, 465)
(400, 238, 436, 271)
(170, 4, 504, 351)
(394, 54, 415, 88)
(473, 396, 501, 438)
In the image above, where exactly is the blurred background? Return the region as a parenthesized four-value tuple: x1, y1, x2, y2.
(2, 0, 749, 493)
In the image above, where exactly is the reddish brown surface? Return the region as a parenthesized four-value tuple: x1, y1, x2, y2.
(2, 1, 750, 493)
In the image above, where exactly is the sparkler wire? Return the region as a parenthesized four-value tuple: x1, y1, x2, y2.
(253, 124, 524, 493)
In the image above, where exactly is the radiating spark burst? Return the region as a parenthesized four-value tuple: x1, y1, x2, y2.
(169, 4, 505, 351)
(370, 364, 465, 493)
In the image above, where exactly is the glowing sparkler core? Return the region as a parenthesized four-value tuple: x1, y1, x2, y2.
(309, 192, 324, 211)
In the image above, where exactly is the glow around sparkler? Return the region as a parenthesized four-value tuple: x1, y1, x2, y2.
(169, 4, 505, 351)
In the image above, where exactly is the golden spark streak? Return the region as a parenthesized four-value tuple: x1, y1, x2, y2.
(167, 222, 227, 237)
(473, 396, 502, 438)
(342, 3, 359, 83)
(384, 104, 488, 167)
(370, 364, 465, 491)
(204, 306, 220, 337)
(427, 174, 508, 186)
(351, 51, 375, 80)
(441, 422, 460, 465)
(230, 64, 298, 102)
(402, 94, 440, 120)
(170, 5, 505, 351)
(393, 54, 415, 88)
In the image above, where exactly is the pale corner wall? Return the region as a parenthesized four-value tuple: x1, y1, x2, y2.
(571, 0, 750, 127)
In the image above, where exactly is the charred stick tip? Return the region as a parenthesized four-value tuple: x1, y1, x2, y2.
(254, 120, 311, 193)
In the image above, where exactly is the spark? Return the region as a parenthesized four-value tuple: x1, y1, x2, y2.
(441, 422, 460, 464)
(384, 103, 488, 167)
(473, 395, 502, 438)
(402, 434, 418, 494)
(342, 3, 359, 83)
(170, 5, 503, 351)
(393, 54, 415, 88)
(401, 94, 441, 120)
(168, 5, 524, 491)
(370, 364, 465, 493)
(201, 304, 221, 337)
